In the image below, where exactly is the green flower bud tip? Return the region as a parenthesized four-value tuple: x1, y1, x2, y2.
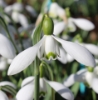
(42, 14, 54, 35)
(86, 66, 94, 72)
(40, 63, 45, 78)
(46, 52, 56, 60)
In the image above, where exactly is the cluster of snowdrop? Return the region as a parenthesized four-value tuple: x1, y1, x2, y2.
(0, 0, 98, 100)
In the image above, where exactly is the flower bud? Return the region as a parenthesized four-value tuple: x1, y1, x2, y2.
(42, 15, 54, 35)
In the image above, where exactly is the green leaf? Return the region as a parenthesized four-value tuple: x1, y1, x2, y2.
(32, 15, 44, 45)
(71, 82, 80, 97)
(92, 90, 96, 100)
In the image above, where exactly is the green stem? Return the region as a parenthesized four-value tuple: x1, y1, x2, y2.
(6, 27, 19, 54)
(52, 0, 55, 2)
(4, 12, 24, 51)
(34, 58, 40, 100)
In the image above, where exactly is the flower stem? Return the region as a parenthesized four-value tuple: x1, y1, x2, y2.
(34, 58, 40, 100)
(4, 12, 24, 51)
(6, 27, 19, 54)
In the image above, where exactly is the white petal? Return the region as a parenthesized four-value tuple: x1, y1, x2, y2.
(18, 24, 35, 33)
(63, 69, 87, 87)
(53, 36, 96, 67)
(0, 81, 16, 88)
(4, 5, 13, 14)
(26, 5, 37, 17)
(53, 21, 66, 35)
(45, 36, 59, 60)
(67, 18, 76, 32)
(66, 54, 74, 62)
(8, 37, 45, 75)
(92, 78, 98, 93)
(0, 57, 7, 71)
(18, 13, 29, 28)
(12, 3, 23, 12)
(72, 18, 95, 31)
(0, 90, 9, 100)
(40, 78, 47, 92)
(95, 59, 98, 64)
(21, 76, 35, 87)
(84, 44, 98, 56)
(0, 0, 7, 8)
(85, 72, 93, 86)
(45, 79, 74, 100)
(57, 47, 68, 64)
(16, 82, 34, 100)
(0, 34, 16, 59)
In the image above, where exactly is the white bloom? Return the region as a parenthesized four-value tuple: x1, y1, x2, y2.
(49, 2, 65, 19)
(67, 18, 95, 32)
(8, 34, 95, 75)
(0, 34, 16, 59)
(16, 77, 74, 100)
(63, 66, 98, 93)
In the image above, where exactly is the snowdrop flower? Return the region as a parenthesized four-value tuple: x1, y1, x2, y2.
(49, 2, 67, 21)
(8, 15, 95, 75)
(0, 81, 16, 100)
(5, 3, 37, 28)
(0, 34, 16, 59)
(63, 66, 98, 93)
(54, 17, 95, 35)
(16, 76, 74, 100)
(67, 18, 95, 32)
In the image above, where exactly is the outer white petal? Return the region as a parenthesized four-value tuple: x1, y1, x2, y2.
(21, 76, 35, 87)
(0, 34, 16, 59)
(0, 81, 16, 88)
(57, 47, 67, 64)
(92, 78, 98, 93)
(0, 90, 9, 100)
(16, 82, 34, 100)
(18, 13, 29, 28)
(63, 69, 87, 87)
(84, 44, 98, 56)
(53, 21, 66, 35)
(72, 18, 95, 31)
(52, 36, 96, 67)
(8, 37, 45, 75)
(45, 79, 74, 100)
